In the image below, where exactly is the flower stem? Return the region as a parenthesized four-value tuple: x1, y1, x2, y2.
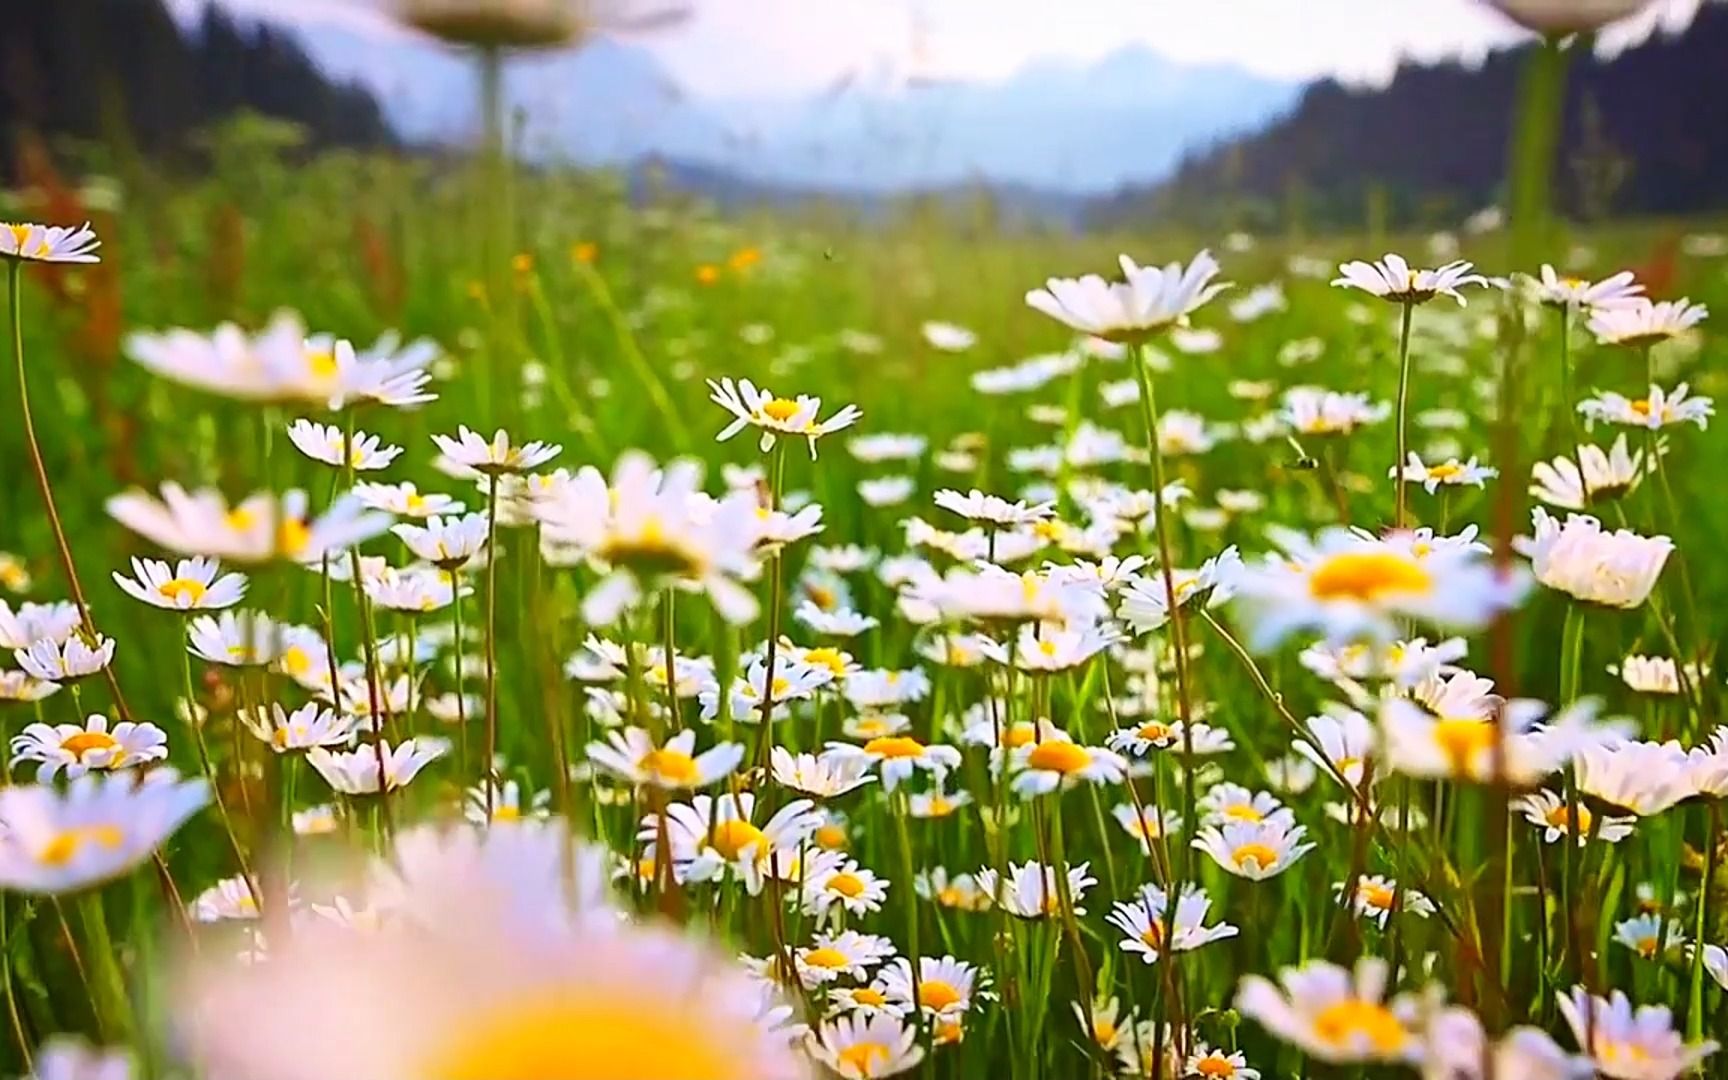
(1393, 299, 1415, 530)
(484, 472, 501, 815)
(1688, 802, 1720, 1040)
(75, 891, 133, 1042)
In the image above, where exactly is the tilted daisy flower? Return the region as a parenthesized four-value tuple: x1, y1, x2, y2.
(1686, 729, 1728, 798)
(646, 792, 820, 895)
(1110, 803, 1183, 853)
(707, 376, 862, 457)
(0, 769, 207, 893)
(1115, 548, 1242, 634)
(190, 874, 264, 923)
(932, 488, 1054, 528)
(793, 929, 898, 987)
(794, 604, 878, 637)
(364, 566, 463, 613)
(1587, 297, 1708, 347)
(801, 852, 890, 920)
(112, 555, 248, 612)
(1008, 731, 1127, 797)
(1420, 1007, 1590, 1080)
(881, 954, 987, 1019)
(587, 727, 743, 790)
(1193, 817, 1315, 880)
(9, 713, 167, 781)
(1380, 692, 1559, 785)
(1612, 913, 1687, 961)
(392, 513, 489, 571)
(1186, 1044, 1261, 1080)
(107, 484, 391, 565)
(975, 860, 1096, 919)
(701, 656, 830, 724)
(286, 419, 402, 471)
(829, 980, 910, 1019)
(1391, 453, 1497, 494)
(1517, 509, 1672, 609)
(1610, 654, 1700, 696)
(907, 783, 972, 819)
(0, 599, 82, 649)
(0, 219, 99, 262)
(1529, 436, 1646, 509)
(239, 702, 356, 754)
(0, 671, 59, 703)
(1024, 250, 1229, 341)
(1236, 957, 1422, 1064)
(1199, 783, 1287, 826)
(16, 634, 115, 683)
(990, 621, 1122, 675)
(1281, 387, 1390, 437)
(306, 737, 446, 796)
(1332, 254, 1486, 305)
(769, 747, 875, 798)
(351, 480, 464, 518)
(1339, 875, 1436, 927)
(1578, 383, 1713, 431)
(431, 425, 560, 475)
(1532, 265, 1644, 311)
(1574, 739, 1694, 816)
(808, 1013, 924, 1079)
(1107, 884, 1239, 963)
(186, 610, 283, 667)
(909, 564, 1107, 628)
(1515, 790, 1636, 846)
(1071, 996, 1130, 1053)
(462, 779, 553, 827)
(915, 868, 993, 912)
(1558, 988, 1718, 1079)
(824, 735, 960, 792)
(1229, 527, 1524, 650)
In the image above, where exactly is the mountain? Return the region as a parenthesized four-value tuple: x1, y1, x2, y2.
(1093, 1, 1728, 229)
(284, 22, 1297, 195)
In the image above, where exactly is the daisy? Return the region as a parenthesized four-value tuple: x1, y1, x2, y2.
(292, 804, 341, 836)
(1578, 384, 1713, 431)
(9, 714, 167, 781)
(1420, 1007, 1589, 1080)
(907, 784, 972, 819)
(186, 610, 282, 667)
(881, 954, 986, 1019)
(793, 930, 897, 987)
(431, 425, 560, 475)
(1574, 740, 1694, 816)
(111, 556, 247, 611)
(1516, 789, 1636, 845)
(1193, 817, 1315, 880)
(1613, 913, 1687, 961)
(0, 601, 78, 650)
(1339, 875, 1436, 927)
(933, 489, 1054, 527)
(286, 419, 401, 471)
(0, 671, 59, 704)
(707, 377, 862, 457)
(16, 634, 114, 683)
(1518, 509, 1671, 609)
(1199, 783, 1287, 826)
(1114, 548, 1242, 634)
(795, 605, 878, 637)
(1007, 732, 1126, 797)
(829, 981, 910, 1020)
(858, 476, 916, 507)
(1533, 265, 1644, 311)
(306, 738, 446, 796)
(701, 658, 830, 724)
(190, 874, 264, 922)
(14, 1038, 134, 1080)
(1392, 453, 1497, 494)
(0, 220, 100, 263)
(1610, 654, 1697, 696)
(1110, 803, 1183, 853)
(365, 566, 463, 613)
(975, 860, 1096, 919)
(1024, 250, 1229, 341)
(392, 513, 489, 571)
(848, 433, 925, 463)
(648, 792, 820, 895)
(840, 668, 931, 710)
(1072, 996, 1130, 1052)
(0, 769, 207, 893)
(769, 747, 875, 798)
(106, 484, 392, 564)
(801, 854, 890, 919)
(914, 868, 993, 912)
(1332, 254, 1486, 305)
(351, 480, 464, 518)
(1529, 436, 1646, 509)
(922, 321, 976, 351)
(1587, 297, 1708, 347)
(1236, 957, 1421, 1064)
(587, 728, 743, 790)
(1281, 387, 1391, 437)
(826, 736, 960, 792)
(808, 1014, 924, 1079)
(1107, 884, 1239, 963)
(1381, 692, 1560, 785)
(462, 779, 552, 826)
(1558, 988, 1718, 1079)
(239, 702, 356, 754)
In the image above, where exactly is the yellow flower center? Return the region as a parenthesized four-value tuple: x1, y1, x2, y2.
(278, 518, 312, 556)
(806, 585, 838, 611)
(805, 647, 847, 676)
(919, 980, 962, 1011)
(827, 872, 867, 899)
(1222, 803, 1264, 822)
(1432, 718, 1495, 774)
(641, 748, 700, 786)
(1231, 842, 1280, 871)
(158, 577, 207, 605)
(803, 947, 851, 969)
(1428, 462, 1464, 481)
(852, 987, 887, 1007)
(1094, 1019, 1118, 1046)
(1630, 399, 1652, 416)
(835, 1042, 892, 1077)
(38, 824, 125, 866)
(492, 805, 522, 823)
(60, 731, 120, 758)
(762, 398, 800, 423)
(280, 646, 313, 677)
(1026, 741, 1091, 774)
(306, 350, 338, 380)
(706, 819, 766, 862)
(1360, 882, 1397, 910)
(815, 824, 847, 850)
(1309, 552, 1433, 602)
(1139, 922, 1165, 949)
(937, 885, 967, 907)
(1136, 722, 1171, 743)
(853, 717, 891, 738)
(1600, 1040, 1653, 1065)
(923, 795, 955, 817)
(1312, 999, 1407, 1053)
(1634, 935, 1659, 958)
(7, 224, 30, 249)
(934, 1019, 964, 1045)
(421, 994, 759, 1080)
(863, 736, 925, 760)
(1002, 723, 1038, 749)
(1195, 1056, 1238, 1077)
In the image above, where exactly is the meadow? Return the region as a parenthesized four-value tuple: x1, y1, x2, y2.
(2, 73, 1728, 1080)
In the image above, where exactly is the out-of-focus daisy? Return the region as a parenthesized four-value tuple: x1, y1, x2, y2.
(1518, 509, 1671, 609)
(933, 488, 1053, 528)
(286, 419, 401, 471)
(292, 804, 340, 836)
(0, 671, 59, 703)
(190, 874, 264, 923)
(239, 702, 356, 754)
(1110, 803, 1182, 853)
(0, 769, 207, 893)
(13, 1037, 134, 1080)
(1420, 1007, 1590, 1080)
(808, 1013, 924, 1079)
(1578, 384, 1712, 431)
(794, 604, 877, 638)
(1071, 996, 1130, 1053)
(1609, 654, 1698, 696)
(431, 425, 560, 475)
(922, 321, 976, 351)
(1391, 453, 1496, 494)
(393, 513, 489, 571)
(1236, 957, 1421, 1064)
(1193, 817, 1314, 880)
(1107, 884, 1238, 963)
(1574, 740, 1693, 816)
(1515, 789, 1635, 845)
(1587, 297, 1708, 347)
(907, 783, 972, 819)
(1558, 988, 1717, 1078)
(9, 714, 167, 781)
(352, 480, 464, 518)
(707, 377, 861, 457)
(106, 484, 391, 564)
(364, 566, 463, 613)
(802, 853, 890, 920)
(0, 601, 82, 649)
(112, 556, 247, 611)
(1333, 255, 1486, 305)
(881, 954, 986, 1019)
(848, 433, 925, 463)
(1612, 913, 1687, 961)
(915, 868, 993, 912)
(1338, 875, 1436, 927)
(1529, 436, 1646, 509)
(975, 860, 1095, 919)
(1024, 250, 1229, 341)
(859, 476, 916, 506)
(588, 727, 743, 790)
(1532, 265, 1643, 311)
(769, 747, 874, 798)
(1282, 387, 1390, 437)
(186, 610, 282, 667)
(16, 634, 115, 683)
(462, 779, 552, 826)
(306, 738, 446, 796)
(1380, 691, 1560, 785)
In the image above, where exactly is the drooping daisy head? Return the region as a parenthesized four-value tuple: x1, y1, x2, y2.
(0, 220, 100, 263)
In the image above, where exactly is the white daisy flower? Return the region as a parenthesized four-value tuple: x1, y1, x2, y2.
(825, 735, 960, 792)
(880, 954, 987, 1018)
(0, 600, 82, 649)
(1332, 254, 1486, 305)
(1419, 1006, 1590, 1080)
(1517, 509, 1672, 609)
(111, 556, 247, 611)
(1024, 250, 1229, 340)
(1612, 913, 1687, 961)
(808, 1013, 924, 1079)
(914, 868, 993, 912)
(1529, 436, 1647, 509)
(1008, 732, 1126, 797)
(700, 657, 830, 724)
(1587, 297, 1708, 347)
(1236, 957, 1421, 1064)
(858, 476, 916, 507)
(190, 874, 264, 923)
(1198, 782, 1287, 826)
(1609, 654, 1699, 696)
(9, 713, 167, 781)
(392, 513, 489, 571)
(932, 488, 1054, 527)
(106, 484, 391, 564)
(186, 610, 283, 667)
(1186, 1044, 1261, 1080)
(921, 321, 976, 351)
(707, 376, 862, 457)
(1558, 988, 1717, 1079)
(1107, 884, 1239, 963)
(840, 668, 932, 710)
(1574, 739, 1694, 816)
(239, 702, 356, 754)
(1193, 817, 1315, 880)
(1578, 383, 1713, 431)
(286, 419, 401, 471)
(801, 853, 889, 920)
(646, 792, 820, 895)
(461, 779, 552, 826)
(793, 604, 878, 638)
(1515, 789, 1635, 847)
(431, 425, 560, 475)
(974, 860, 1096, 919)
(1281, 387, 1391, 437)
(847, 433, 925, 463)
(769, 747, 875, 798)
(1110, 803, 1183, 853)
(1338, 875, 1436, 927)
(587, 727, 743, 790)
(16, 634, 114, 683)
(351, 480, 464, 519)
(0, 769, 207, 893)
(793, 929, 897, 987)
(0, 219, 99, 262)
(1532, 265, 1644, 311)
(1391, 452, 1497, 493)
(828, 981, 909, 1020)
(1115, 547, 1242, 633)
(0, 671, 59, 703)
(907, 784, 971, 819)
(364, 566, 464, 613)
(306, 737, 446, 796)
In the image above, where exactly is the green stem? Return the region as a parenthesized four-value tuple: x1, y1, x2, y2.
(75, 892, 133, 1042)
(1688, 802, 1719, 1040)
(484, 472, 501, 814)
(1393, 300, 1414, 530)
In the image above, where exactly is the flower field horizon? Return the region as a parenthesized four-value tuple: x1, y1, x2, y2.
(5, 14, 1728, 1080)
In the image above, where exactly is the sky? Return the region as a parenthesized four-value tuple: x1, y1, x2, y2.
(173, 0, 1703, 98)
